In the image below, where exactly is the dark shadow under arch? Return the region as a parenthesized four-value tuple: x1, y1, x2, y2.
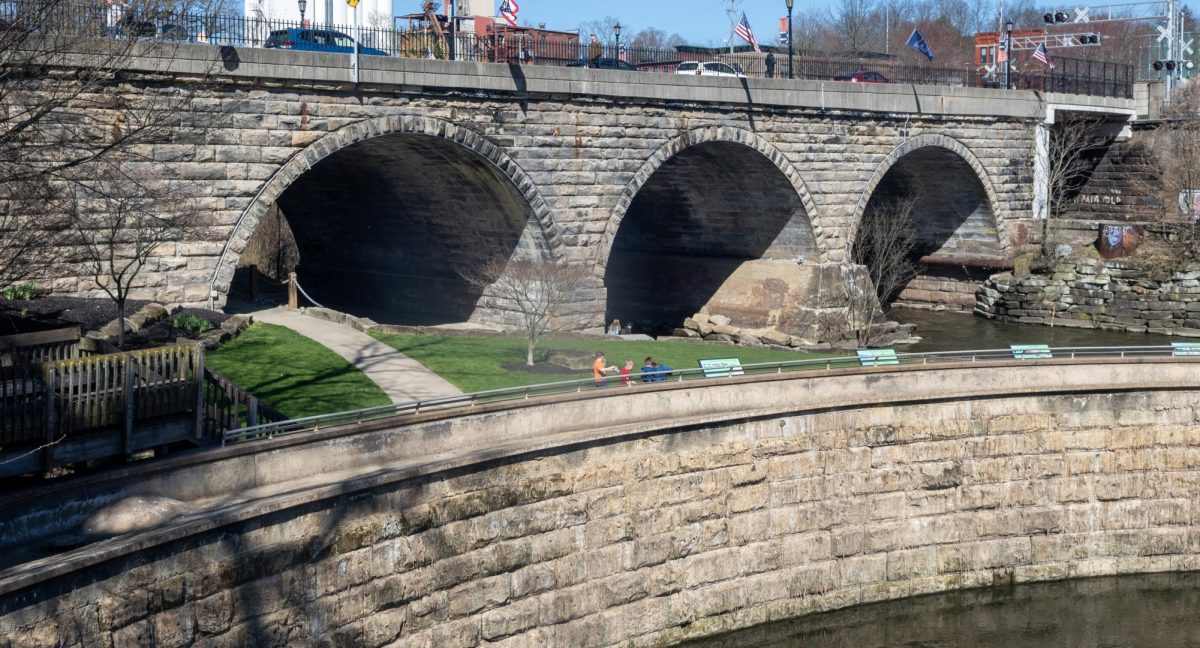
(604, 141, 817, 333)
(855, 143, 1004, 309)
(257, 133, 548, 325)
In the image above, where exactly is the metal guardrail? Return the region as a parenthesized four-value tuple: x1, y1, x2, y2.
(0, 1, 1135, 99)
(220, 345, 1191, 446)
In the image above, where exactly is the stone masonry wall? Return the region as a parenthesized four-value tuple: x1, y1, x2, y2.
(3, 389, 1200, 647)
(976, 260, 1200, 336)
(13, 64, 1038, 319)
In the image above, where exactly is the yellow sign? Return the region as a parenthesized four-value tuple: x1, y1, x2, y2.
(346, 0, 358, 6)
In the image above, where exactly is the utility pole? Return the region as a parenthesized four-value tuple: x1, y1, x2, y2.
(727, 0, 741, 55)
(1166, 0, 1179, 99)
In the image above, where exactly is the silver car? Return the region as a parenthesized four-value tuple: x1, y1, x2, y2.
(675, 61, 747, 78)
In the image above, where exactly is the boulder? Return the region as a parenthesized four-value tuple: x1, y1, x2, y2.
(128, 303, 169, 329)
(711, 324, 740, 336)
(692, 313, 710, 326)
(220, 314, 252, 336)
(760, 330, 793, 346)
(682, 317, 701, 331)
(672, 328, 700, 338)
(709, 314, 732, 327)
(305, 307, 346, 324)
(698, 322, 714, 337)
(99, 317, 139, 339)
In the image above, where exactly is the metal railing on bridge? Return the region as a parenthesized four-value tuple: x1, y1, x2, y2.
(0, 0, 1134, 99)
(219, 344, 1189, 446)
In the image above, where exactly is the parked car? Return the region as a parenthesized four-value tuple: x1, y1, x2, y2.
(112, 17, 189, 40)
(567, 57, 638, 71)
(675, 61, 746, 78)
(833, 70, 888, 83)
(264, 28, 388, 56)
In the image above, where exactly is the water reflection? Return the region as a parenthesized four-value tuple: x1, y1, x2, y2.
(681, 574, 1200, 648)
(892, 308, 1185, 354)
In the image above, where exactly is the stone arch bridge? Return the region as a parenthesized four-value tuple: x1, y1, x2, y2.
(42, 44, 1136, 335)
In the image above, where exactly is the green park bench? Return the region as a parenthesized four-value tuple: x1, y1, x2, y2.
(856, 349, 900, 366)
(1011, 344, 1052, 359)
(1171, 342, 1200, 356)
(699, 357, 744, 378)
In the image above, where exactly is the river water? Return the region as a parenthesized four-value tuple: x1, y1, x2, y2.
(891, 308, 1185, 353)
(681, 573, 1200, 647)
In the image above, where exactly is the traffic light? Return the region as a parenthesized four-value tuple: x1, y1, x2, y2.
(1152, 60, 1193, 71)
(1077, 33, 1100, 45)
(1043, 11, 1069, 23)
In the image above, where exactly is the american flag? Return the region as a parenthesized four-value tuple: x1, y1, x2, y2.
(1033, 42, 1055, 69)
(499, 0, 518, 27)
(734, 13, 760, 52)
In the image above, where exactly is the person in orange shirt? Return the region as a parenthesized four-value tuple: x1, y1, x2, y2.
(592, 352, 616, 388)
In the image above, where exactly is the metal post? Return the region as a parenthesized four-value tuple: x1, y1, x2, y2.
(351, 3, 359, 84)
(786, 0, 794, 79)
(447, 0, 455, 60)
(1005, 24, 1012, 89)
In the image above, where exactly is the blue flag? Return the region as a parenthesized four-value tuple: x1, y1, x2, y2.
(907, 29, 934, 60)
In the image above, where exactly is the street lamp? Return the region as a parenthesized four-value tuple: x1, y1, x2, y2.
(614, 21, 621, 59)
(1005, 20, 1014, 89)
(785, 0, 794, 79)
(297, 0, 306, 26)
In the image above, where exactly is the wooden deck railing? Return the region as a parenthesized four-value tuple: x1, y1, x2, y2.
(0, 341, 286, 477)
(203, 369, 287, 438)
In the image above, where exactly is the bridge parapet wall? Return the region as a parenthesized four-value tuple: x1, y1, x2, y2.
(1, 361, 1198, 646)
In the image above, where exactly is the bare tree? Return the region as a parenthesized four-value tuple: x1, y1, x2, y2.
(239, 203, 299, 282)
(580, 16, 622, 45)
(628, 27, 686, 52)
(1136, 83, 1200, 258)
(849, 194, 919, 345)
(68, 163, 207, 346)
(461, 258, 590, 366)
(1043, 113, 1115, 257)
(0, 0, 212, 295)
(829, 0, 880, 54)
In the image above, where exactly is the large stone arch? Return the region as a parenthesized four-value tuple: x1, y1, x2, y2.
(849, 134, 1008, 310)
(849, 133, 1007, 252)
(595, 125, 827, 271)
(208, 115, 563, 303)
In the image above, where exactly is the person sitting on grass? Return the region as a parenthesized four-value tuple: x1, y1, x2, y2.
(652, 360, 674, 383)
(640, 356, 655, 383)
(607, 319, 622, 336)
(592, 351, 617, 387)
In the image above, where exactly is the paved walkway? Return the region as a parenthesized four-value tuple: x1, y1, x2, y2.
(247, 307, 462, 404)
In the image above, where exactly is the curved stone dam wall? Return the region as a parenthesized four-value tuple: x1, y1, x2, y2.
(2, 360, 1199, 646)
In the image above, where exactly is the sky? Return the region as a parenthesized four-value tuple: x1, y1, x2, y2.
(391, 0, 831, 47)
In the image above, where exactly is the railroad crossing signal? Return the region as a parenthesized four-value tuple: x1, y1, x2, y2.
(1074, 7, 1089, 22)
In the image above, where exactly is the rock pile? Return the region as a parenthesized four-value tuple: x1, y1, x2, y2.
(977, 260, 1200, 336)
(672, 312, 919, 350)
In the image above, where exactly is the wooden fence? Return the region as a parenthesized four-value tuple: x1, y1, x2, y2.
(1, 326, 85, 367)
(203, 369, 287, 438)
(1, 341, 289, 477)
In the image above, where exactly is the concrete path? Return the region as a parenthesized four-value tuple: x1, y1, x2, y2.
(247, 307, 462, 403)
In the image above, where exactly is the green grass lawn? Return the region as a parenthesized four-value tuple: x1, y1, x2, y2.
(207, 323, 391, 418)
(371, 332, 839, 393)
